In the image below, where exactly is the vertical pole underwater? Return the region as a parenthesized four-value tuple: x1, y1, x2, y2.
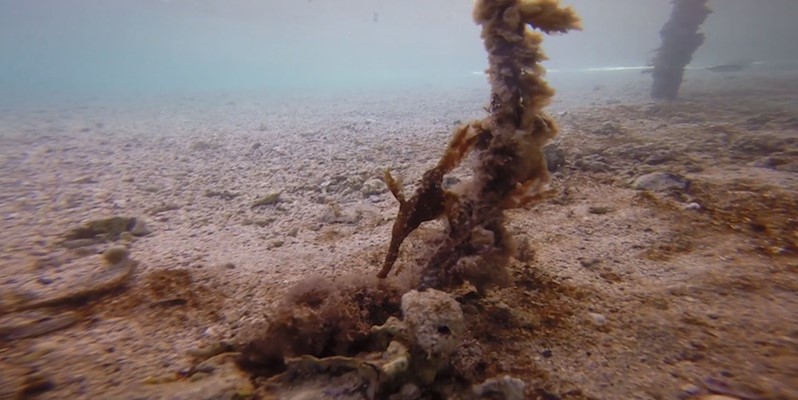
(650, 0, 711, 100)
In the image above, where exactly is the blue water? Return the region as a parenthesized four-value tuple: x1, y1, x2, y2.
(1, 0, 796, 107)
(0, 1, 489, 103)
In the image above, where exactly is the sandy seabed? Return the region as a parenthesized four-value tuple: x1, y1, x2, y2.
(1, 71, 796, 399)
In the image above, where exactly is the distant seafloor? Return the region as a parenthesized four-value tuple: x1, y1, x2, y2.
(1, 65, 796, 127)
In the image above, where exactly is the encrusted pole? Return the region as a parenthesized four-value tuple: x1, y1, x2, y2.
(650, 0, 711, 100)
(379, 0, 580, 290)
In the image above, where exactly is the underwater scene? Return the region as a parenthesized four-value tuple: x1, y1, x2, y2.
(1, 1, 796, 399)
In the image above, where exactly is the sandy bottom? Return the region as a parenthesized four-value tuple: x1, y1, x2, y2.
(1, 71, 796, 399)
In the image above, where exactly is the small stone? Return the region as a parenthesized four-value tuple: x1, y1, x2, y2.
(588, 206, 613, 215)
(19, 341, 59, 362)
(143, 374, 178, 385)
(251, 192, 281, 208)
(643, 104, 660, 116)
(204, 190, 241, 200)
(61, 238, 100, 249)
(680, 383, 701, 396)
(581, 160, 610, 173)
(253, 218, 275, 227)
(778, 161, 798, 173)
(592, 121, 623, 135)
(189, 372, 211, 382)
(632, 172, 690, 192)
(579, 258, 601, 268)
(72, 176, 98, 184)
(744, 113, 771, 127)
(361, 178, 387, 197)
(102, 246, 129, 265)
(514, 239, 535, 262)
(20, 372, 53, 397)
(587, 312, 607, 326)
(443, 175, 461, 188)
(396, 383, 421, 399)
(544, 143, 566, 172)
(684, 202, 701, 210)
(190, 140, 216, 151)
(749, 156, 781, 169)
(37, 276, 54, 285)
(129, 218, 151, 236)
(472, 376, 526, 400)
(201, 326, 220, 338)
(644, 150, 674, 165)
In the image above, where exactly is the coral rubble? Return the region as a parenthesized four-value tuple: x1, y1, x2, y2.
(380, 0, 580, 291)
(650, 0, 711, 99)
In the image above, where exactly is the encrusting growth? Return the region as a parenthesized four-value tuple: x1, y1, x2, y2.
(380, 0, 580, 290)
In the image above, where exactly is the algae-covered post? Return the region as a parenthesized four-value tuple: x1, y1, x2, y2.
(240, 1, 582, 397)
(650, 0, 711, 100)
(379, 0, 580, 290)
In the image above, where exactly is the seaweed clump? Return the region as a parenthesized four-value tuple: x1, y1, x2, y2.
(238, 275, 406, 377)
(379, 0, 581, 291)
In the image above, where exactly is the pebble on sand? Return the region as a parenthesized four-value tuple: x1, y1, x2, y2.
(587, 312, 607, 326)
(631, 172, 690, 192)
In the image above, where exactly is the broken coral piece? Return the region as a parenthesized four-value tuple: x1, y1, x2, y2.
(62, 216, 150, 243)
(397, 289, 466, 384)
(11, 249, 136, 312)
(249, 289, 465, 399)
(372, 289, 467, 384)
(261, 354, 382, 400)
(472, 375, 527, 400)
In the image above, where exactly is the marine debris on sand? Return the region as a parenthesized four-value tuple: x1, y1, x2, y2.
(239, 0, 581, 398)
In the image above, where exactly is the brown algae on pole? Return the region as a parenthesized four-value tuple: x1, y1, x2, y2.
(379, 0, 580, 291)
